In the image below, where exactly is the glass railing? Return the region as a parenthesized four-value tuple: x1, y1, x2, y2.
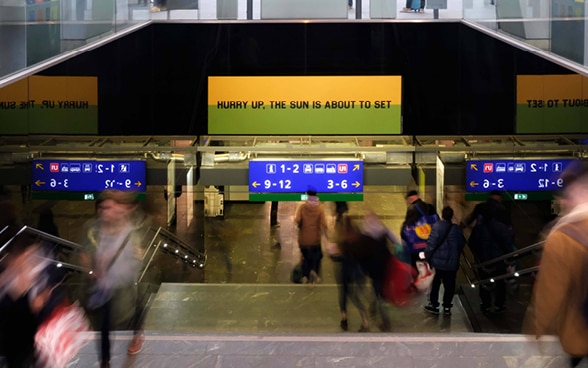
(0, 0, 587, 83)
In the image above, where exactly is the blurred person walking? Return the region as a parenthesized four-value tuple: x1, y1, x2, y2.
(0, 187, 69, 367)
(294, 190, 328, 284)
(355, 211, 400, 332)
(332, 216, 369, 332)
(462, 190, 514, 315)
(334, 201, 349, 224)
(524, 161, 588, 367)
(79, 190, 150, 368)
(423, 206, 465, 316)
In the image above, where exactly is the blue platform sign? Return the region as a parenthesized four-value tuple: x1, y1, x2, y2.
(465, 159, 575, 192)
(32, 159, 146, 192)
(249, 159, 363, 193)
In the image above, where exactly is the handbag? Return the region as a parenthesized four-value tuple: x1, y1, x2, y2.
(35, 301, 91, 368)
(325, 241, 341, 258)
(86, 231, 132, 310)
(413, 261, 435, 293)
(290, 262, 303, 284)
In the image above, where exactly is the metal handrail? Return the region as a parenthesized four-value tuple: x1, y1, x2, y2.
(469, 266, 540, 287)
(0, 225, 84, 255)
(470, 240, 544, 270)
(136, 226, 206, 284)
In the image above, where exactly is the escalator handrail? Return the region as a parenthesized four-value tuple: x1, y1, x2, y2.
(0, 225, 85, 255)
(157, 227, 207, 259)
(470, 265, 540, 287)
(470, 240, 544, 270)
(136, 226, 207, 284)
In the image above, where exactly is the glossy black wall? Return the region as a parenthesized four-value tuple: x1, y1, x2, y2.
(41, 22, 573, 136)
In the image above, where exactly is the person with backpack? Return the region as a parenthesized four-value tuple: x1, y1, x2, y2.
(525, 161, 588, 367)
(401, 190, 438, 268)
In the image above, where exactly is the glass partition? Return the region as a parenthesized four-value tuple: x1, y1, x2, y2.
(463, 0, 588, 72)
(1, 0, 588, 84)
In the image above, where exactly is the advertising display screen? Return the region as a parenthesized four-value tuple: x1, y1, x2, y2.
(465, 159, 575, 192)
(32, 159, 146, 192)
(249, 159, 363, 194)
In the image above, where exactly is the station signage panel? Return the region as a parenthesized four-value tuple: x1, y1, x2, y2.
(32, 159, 146, 192)
(465, 159, 575, 192)
(249, 159, 363, 194)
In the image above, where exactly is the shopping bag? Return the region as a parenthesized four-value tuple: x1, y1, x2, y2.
(325, 242, 341, 258)
(413, 261, 435, 294)
(383, 256, 417, 307)
(35, 301, 91, 368)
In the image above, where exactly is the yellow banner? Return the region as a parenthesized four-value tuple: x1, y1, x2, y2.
(517, 75, 588, 104)
(0, 75, 98, 134)
(209, 76, 401, 104)
(516, 74, 588, 133)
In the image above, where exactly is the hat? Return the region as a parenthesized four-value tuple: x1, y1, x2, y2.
(306, 189, 317, 197)
(489, 190, 502, 196)
(406, 190, 418, 198)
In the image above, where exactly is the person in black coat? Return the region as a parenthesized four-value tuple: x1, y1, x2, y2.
(423, 206, 465, 316)
(462, 190, 515, 315)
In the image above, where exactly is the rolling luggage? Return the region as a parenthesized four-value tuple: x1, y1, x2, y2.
(411, 0, 421, 11)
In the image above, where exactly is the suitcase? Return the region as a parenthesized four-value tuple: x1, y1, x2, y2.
(411, 0, 421, 11)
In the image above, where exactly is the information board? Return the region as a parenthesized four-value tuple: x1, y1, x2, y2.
(249, 160, 363, 194)
(465, 159, 575, 192)
(32, 159, 146, 192)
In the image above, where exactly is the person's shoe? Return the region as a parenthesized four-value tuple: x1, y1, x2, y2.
(443, 308, 452, 316)
(494, 305, 507, 314)
(340, 319, 349, 331)
(400, 7, 411, 12)
(424, 304, 440, 315)
(302, 276, 309, 284)
(358, 325, 370, 333)
(309, 270, 319, 284)
(127, 333, 144, 355)
(271, 222, 281, 228)
(378, 323, 392, 332)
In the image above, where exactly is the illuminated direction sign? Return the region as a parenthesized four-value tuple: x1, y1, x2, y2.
(249, 160, 363, 194)
(32, 159, 146, 192)
(465, 159, 575, 192)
